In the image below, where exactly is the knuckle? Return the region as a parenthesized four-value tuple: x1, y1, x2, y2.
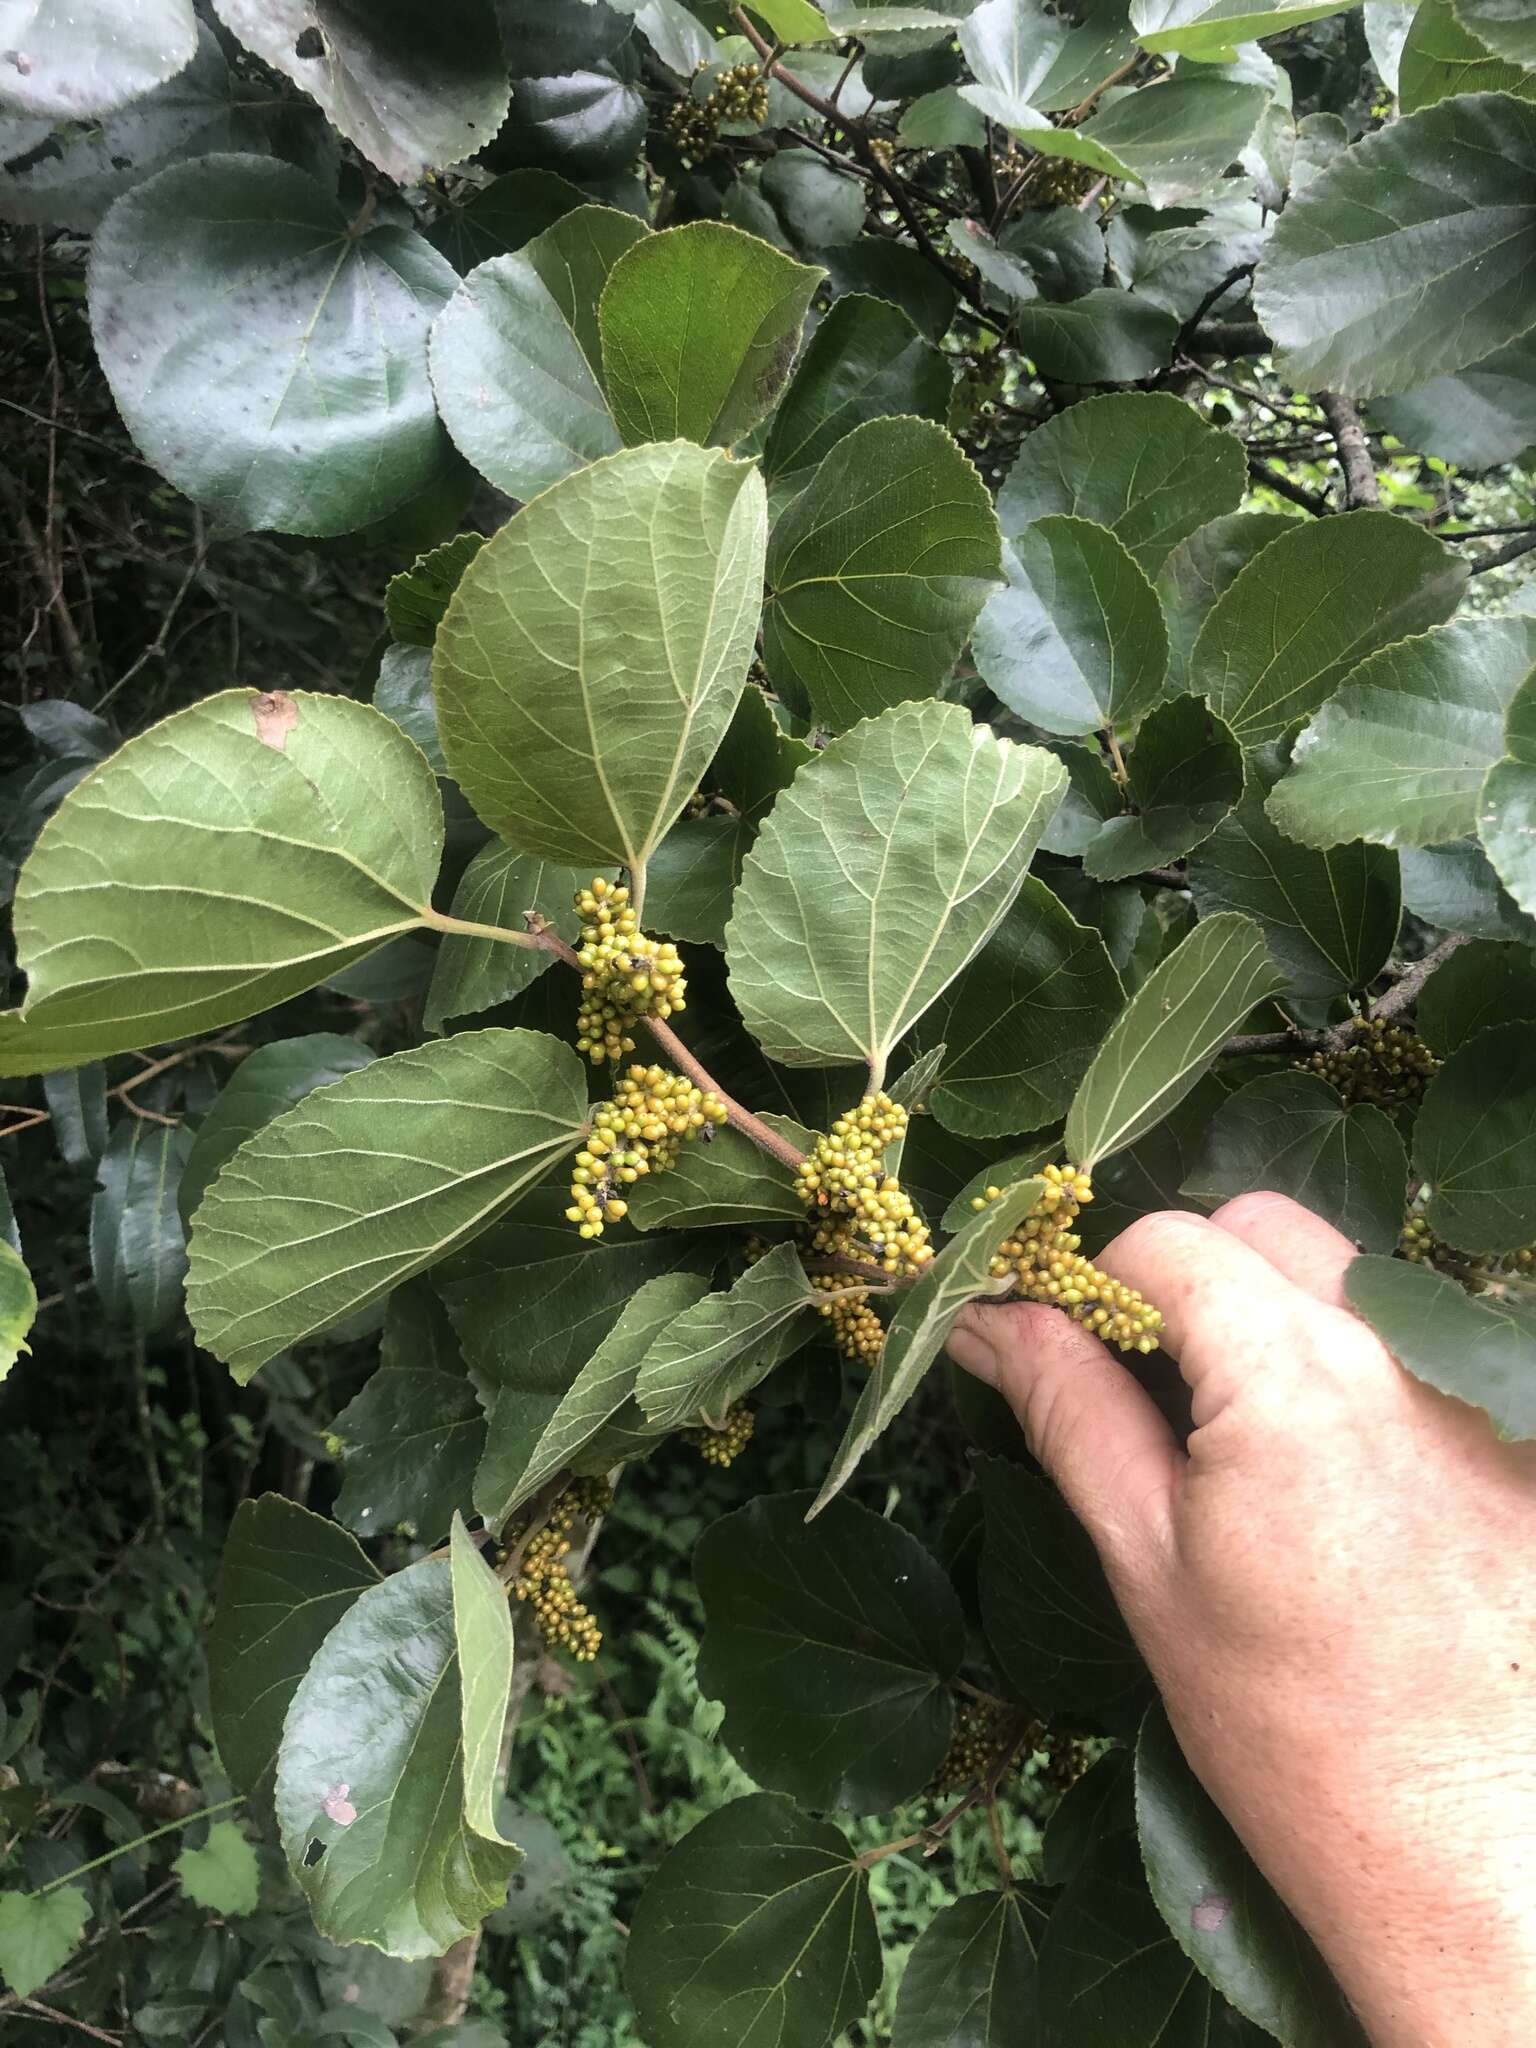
(1207, 1189, 1298, 1235)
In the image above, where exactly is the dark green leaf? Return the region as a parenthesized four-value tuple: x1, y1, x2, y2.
(626, 1793, 880, 2048)
(424, 848, 600, 1033)
(494, 63, 648, 181)
(179, 1035, 378, 1227)
(1188, 780, 1402, 1000)
(644, 814, 751, 949)
(1082, 696, 1244, 882)
(823, 237, 959, 340)
(1065, 914, 1285, 1168)
(1039, 742, 1123, 859)
(208, 0, 508, 184)
(1399, 838, 1536, 945)
(762, 416, 1002, 727)
(1182, 1071, 1407, 1251)
(374, 643, 445, 773)
(1042, 1748, 1134, 1886)
(1011, 289, 1179, 383)
(1000, 205, 1106, 301)
(1415, 1021, 1536, 1253)
(435, 442, 766, 869)
(1344, 1252, 1536, 1439)
(1190, 512, 1467, 749)
(1048, 76, 1269, 208)
(1449, 0, 1536, 65)
(1085, 1071, 1227, 1245)
(998, 392, 1246, 577)
(1372, 335, 1536, 467)
(209, 1494, 381, 1811)
(696, 1491, 965, 1809)
(425, 167, 589, 270)
(1156, 512, 1298, 693)
(42, 1063, 107, 1168)
(973, 517, 1170, 740)
(1416, 939, 1536, 1055)
(385, 534, 487, 648)
(892, 1888, 1052, 2048)
(91, 156, 459, 535)
(763, 293, 950, 485)
(90, 1120, 195, 1333)
(1254, 93, 1536, 398)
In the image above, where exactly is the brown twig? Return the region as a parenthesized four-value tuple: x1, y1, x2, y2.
(1471, 531, 1536, 576)
(1319, 391, 1379, 509)
(1222, 933, 1471, 1057)
(1247, 457, 1331, 516)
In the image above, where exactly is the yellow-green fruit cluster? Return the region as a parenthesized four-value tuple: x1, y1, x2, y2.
(809, 1257, 885, 1363)
(513, 1476, 613, 1662)
(685, 1400, 755, 1468)
(714, 61, 768, 123)
(663, 61, 767, 161)
(977, 1164, 1164, 1353)
(568, 1064, 728, 1238)
(1028, 157, 1100, 206)
(794, 1094, 934, 1276)
(928, 1698, 1025, 1796)
(1299, 1015, 1439, 1109)
(574, 877, 687, 1067)
(1400, 1213, 1536, 1294)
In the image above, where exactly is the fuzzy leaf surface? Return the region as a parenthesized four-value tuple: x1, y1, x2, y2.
(635, 1242, 822, 1430)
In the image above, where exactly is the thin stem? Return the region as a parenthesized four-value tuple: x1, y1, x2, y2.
(1101, 728, 1129, 786)
(984, 1793, 1012, 1887)
(857, 1830, 925, 1870)
(642, 1012, 810, 1168)
(1222, 933, 1470, 1058)
(26, 1796, 243, 1897)
(1471, 531, 1536, 576)
(421, 905, 542, 951)
(1248, 457, 1331, 516)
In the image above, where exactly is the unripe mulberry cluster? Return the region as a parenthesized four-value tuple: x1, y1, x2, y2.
(513, 1475, 612, 1662)
(567, 1063, 727, 1238)
(663, 60, 768, 161)
(574, 877, 686, 1067)
(684, 1400, 755, 1467)
(1399, 1213, 1536, 1294)
(1028, 156, 1101, 206)
(809, 1258, 885, 1362)
(1298, 1015, 1439, 1109)
(929, 1698, 1023, 1795)
(795, 1094, 934, 1363)
(976, 1165, 1164, 1353)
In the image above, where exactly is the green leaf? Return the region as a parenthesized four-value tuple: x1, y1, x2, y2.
(434, 441, 766, 869)
(999, 204, 1107, 299)
(1040, 741, 1126, 859)
(941, 1140, 1060, 1231)
(508, 1272, 712, 1515)
(207, 0, 508, 183)
(1265, 618, 1536, 851)
(449, 1518, 517, 1846)
(916, 877, 1124, 1138)
(626, 1119, 810, 1229)
(1136, 1703, 1369, 2046)
(973, 517, 1170, 740)
(174, 1820, 260, 1918)
(998, 393, 1246, 578)
(1417, 939, 1536, 1055)
(1011, 289, 1179, 383)
(374, 644, 445, 773)
(811, 1178, 1046, 1515)
(1254, 93, 1536, 399)
(597, 221, 821, 447)
(758, 150, 866, 253)
(90, 1120, 195, 1334)
(1400, 837, 1536, 944)
(187, 1029, 588, 1383)
(1190, 512, 1467, 749)
(823, 238, 959, 340)
(332, 1283, 484, 1541)
(210, 1495, 381, 1812)
(1415, 1021, 1536, 1253)
(1450, 0, 1536, 63)
(903, 84, 989, 145)
(1065, 913, 1286, 1169)
(425, 167, 589, 271)
(424, 849, 600, 1034)
(275, 1555, 520, 1959)
(1182, 1071, 1407, 1251)
(763, 293, 951, 486)
(644, 814, 752, 949)
(1042, 1748, 1134, 1885)
(1157, 512, 1299, 694)
(1344, 1252, 1536, 1439)
(1088, 1070, 1226, 1242)
(957, 0, 1072, 125)
(1399, 0, 1536, 109)
(892, 1889, 1051, 2048)
(761, 416, 1001, 727)
(727, 699, 1067, 1070)
(1040, 1833, 1273, 2044)
(42, 1063, 108, 1168)
(1482, 667, 1536, 917)
(91, 155, 459, 534)
(0, 1886, 91, 2000)
(626, 1793, 880, 2048)
(1084, 696, 1244, 882)
(1052, 76, 1269, 208)
(385, 534, 487, 648)
(634, 1242, 820, 1429)
(696, 1490, 965, 1809)
(0, 1242, 36, 1384)
(978, 1454, 1147, 1725)
(0, 0, 194, 118)
(0, 690, 441, 1080)
(179, 1035, 378, 1227)
(429, 208, 644, 500)
(1132, 0, 1360, 56)
(1188, 778, 1402, 1000)
(747, 0, 835, 37)
(1372, 335, 1536, 468)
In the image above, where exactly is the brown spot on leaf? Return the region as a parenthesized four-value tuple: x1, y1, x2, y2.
(251, 690, 299, 751)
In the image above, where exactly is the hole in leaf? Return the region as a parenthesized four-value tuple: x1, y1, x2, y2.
(294, 27, 324, 58)
(303, 1837, 326, 1867)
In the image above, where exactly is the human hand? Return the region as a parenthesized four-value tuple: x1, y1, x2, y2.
(948, 1193, 1536, 2048)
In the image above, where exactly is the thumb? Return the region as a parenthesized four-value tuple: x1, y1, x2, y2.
(949, 1300, 1180, 1586)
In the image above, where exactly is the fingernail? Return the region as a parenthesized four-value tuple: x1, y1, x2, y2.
(947, 1319, 998, 1386)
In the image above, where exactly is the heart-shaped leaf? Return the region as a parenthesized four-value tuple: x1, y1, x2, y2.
(892, 1888, 1052, 2048)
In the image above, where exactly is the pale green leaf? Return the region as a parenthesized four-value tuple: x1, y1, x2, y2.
(1254, 94, 1536, 399)
(1481, 667, 1536, 917)
(0, 1242, 37, 1384)
(810, 1177, 1046, 1515)
(0, 0, 194, 118)
(634, 1242, 821, 1429)
(1132, 0, 1361, 56)
(1416, 1021, 1536, 1253)
(761, 415, 1002, 728)
(0, 1886, 91, 2000)
(449, 1517, 517, 1845)
(0, 689, 442, 1080)
(948, 217, 1042, 304)
(1044, 76, 1269, 208)
(425, 848, 601, 1034)
(91, 155, 459, 535)
(1401, 838, 1536, 945)
(275, 1557, 521, 1958)
(1399, 0, 1536, 110)
(762, 293, 951, 485)
(1065, 913, 1286, 1168)
(625, 1118, 811, 1229)
(429, 208, 643, 500)
(1190, 511, 1467, 748)
(1345, 1252, 1536, 1439)
(90, 1120, 195, 1334)
(373, 644, 444, 773)
(973, 517, 1170, 739)
(434, 441, 767, 869)
(957, 0, 1071, 127)
(187, 1029, 588, 1382)
(1082, 696, 1244, 882)
(598, 221, 821, 447)
(174, 1820, 260, 1917)
(1011, 289, 1178, 383)
(998, 392, 1247, 577)
(1451, 0, 1536, 64)
(726, 699, 1067, 1069)
(179, 1035, 378, 1226)
(1266, 618, 1536, 850)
